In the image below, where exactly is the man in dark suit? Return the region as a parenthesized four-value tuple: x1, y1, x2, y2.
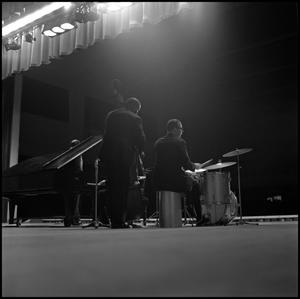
(153, 119, 204, 224)
(153, 119, 201, 193)
(99, 97, 146, 228)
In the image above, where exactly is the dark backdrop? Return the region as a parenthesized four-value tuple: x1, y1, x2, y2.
(20, 2, 298, 215)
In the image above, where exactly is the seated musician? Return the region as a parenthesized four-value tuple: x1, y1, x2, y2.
(152, 119, 204, 225)
(60, 139, 84, 227)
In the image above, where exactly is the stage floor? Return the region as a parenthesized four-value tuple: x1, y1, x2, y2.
(2, 222, 298, 297)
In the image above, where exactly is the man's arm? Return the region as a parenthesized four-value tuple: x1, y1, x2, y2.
(178, 139, 195, 171)
(133, 116, 146, 154)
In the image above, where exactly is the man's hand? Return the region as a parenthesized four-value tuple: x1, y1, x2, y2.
(194, 162, 202, 170)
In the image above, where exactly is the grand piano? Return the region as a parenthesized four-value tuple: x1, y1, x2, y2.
(2, 135, 103, 226)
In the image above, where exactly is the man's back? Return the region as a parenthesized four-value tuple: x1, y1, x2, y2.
(153, 134, 194, 193)
(103, 108, 144, 151)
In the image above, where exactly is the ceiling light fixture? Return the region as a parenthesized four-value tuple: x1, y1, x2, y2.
(2, 2, 73, 37)
(60, 22, 75, 30)
(4, 41, 21, 51)
(43, 30, 57, 37)
(51, 26, 65, 34)
(24, 33, 36, 43)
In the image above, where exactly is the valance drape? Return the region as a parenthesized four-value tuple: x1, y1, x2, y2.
(2, 2, 192, 80)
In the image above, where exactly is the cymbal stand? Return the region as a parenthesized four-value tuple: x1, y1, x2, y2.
(234, 154, 258, 226)
(83, 159, 109, 229)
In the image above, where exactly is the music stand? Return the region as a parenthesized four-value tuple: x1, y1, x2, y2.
(83, 159, 110, 229)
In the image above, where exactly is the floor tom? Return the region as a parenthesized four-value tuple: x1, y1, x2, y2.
(201, 171, 237, 225)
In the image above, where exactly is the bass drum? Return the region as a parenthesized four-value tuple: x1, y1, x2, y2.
(201, 171, 238, 225)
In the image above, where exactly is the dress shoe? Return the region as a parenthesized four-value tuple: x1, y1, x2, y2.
(63, 218, 72, 227)
(196, 216, 210, 226)
(72, 217, 82, 225)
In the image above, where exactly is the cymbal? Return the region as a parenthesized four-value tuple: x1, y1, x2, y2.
(205, 161, 237, 171)
(222, 148, 253, 158)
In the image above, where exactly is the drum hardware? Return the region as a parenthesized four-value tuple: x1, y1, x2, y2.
(83, 159, 110, 229)
(222, 148, 258, 226)
(148, 194, 160, 226)
(182, 195, 195, 226)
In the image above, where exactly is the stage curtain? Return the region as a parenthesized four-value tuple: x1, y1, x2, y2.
(2, 2, 192, 80)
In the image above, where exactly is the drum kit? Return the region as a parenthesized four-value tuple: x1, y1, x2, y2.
(186, 148, 254, 226)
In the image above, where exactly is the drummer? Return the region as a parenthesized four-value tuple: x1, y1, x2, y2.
(152, 119, 204, 224)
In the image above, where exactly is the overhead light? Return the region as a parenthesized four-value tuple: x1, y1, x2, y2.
(43, 30, 57, 37)
(56, 10, 78, 31)
(73, 2, 100, 23)
(41, 13, 77, 38)
(2, 2, 73, 37)
(5, 41, 21, 51)
(51, 26, 65, 34)
(60, 22, 75, 30)
(25, 33, 36, 43)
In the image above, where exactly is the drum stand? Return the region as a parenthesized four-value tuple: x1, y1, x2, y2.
(148, 194, 160, 227)
(234, 154, 258, 226)
(182, 195, 195, 226)
(83, 159, 110, 229)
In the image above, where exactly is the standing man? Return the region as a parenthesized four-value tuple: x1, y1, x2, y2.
(99, 97, 146, 228)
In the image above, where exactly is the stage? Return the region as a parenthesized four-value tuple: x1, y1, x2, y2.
(2, 221, 298, 297)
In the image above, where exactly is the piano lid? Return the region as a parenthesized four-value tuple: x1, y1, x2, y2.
(43, 135, 102, 170)
(3, 135, 103, 177)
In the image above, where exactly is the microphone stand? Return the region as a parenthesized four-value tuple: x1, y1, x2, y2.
(83, 159, 109, 229)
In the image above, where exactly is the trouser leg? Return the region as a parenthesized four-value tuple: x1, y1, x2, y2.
(109, 182, 129, 228)
(190, 182, 202, 222)
(72, 194, 81, 224)
(63, 193, 73, 226)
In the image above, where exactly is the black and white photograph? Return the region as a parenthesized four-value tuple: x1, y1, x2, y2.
(2, 2, 298, 297)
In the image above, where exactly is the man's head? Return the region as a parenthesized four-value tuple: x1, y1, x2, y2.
(124, 97, 141, 114)
(166, 119, 184, 138)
